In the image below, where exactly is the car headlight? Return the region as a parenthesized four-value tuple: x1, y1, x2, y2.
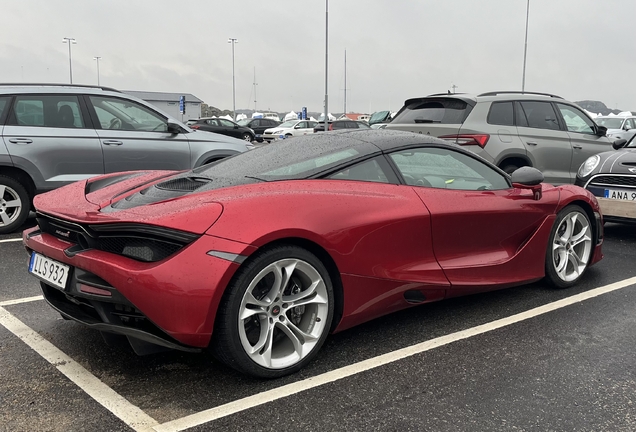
(578, 155, 600, 178)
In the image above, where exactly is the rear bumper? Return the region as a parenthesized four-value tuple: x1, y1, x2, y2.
(23, 227, 253, 348)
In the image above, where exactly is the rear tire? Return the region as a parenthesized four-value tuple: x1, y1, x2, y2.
(501, 164, 520, 175)
(545, 205, 593, 288)
(0, 175, 30, 234)
(212, 245, 334, 378)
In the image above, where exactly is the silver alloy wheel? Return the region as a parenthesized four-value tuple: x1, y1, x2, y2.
(243, 134, 252, 142)
(0, 184, 22, 227)
(238, 258, 329, 370)
(552, 211, 592, 282)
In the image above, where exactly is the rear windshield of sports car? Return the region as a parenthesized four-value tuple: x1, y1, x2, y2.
(194, 137, 373, 181)
(392, 98, 472, 125)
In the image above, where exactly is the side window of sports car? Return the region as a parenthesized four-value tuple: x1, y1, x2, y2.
(328, 157, 390, 183)
(389, 147, 510, 191)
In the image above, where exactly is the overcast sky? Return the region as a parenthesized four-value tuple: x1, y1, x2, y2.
(1, 0, 632, 114)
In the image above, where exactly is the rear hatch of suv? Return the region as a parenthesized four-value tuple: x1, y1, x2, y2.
(386, 96, 476, 137)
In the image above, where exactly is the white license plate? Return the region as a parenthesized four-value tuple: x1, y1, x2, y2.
(604, 189, 636, 201)
(28, 252, 70, 290)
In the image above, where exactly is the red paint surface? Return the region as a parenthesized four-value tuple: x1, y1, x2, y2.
(25, 175, 603, 347)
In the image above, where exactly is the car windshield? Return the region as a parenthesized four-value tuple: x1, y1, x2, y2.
(237, 119, 250, 126)
(193, 134, 375, 180)
(596, 118, 624, 129)
(278, 120, 298, 128)
(392, 98, 471, 124)
(625, 135, 636, 148)
(369, 110, 390, 125)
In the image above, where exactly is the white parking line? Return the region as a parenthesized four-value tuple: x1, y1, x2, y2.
(0, 237, 23, 243)
(151, 276, 636, 432)
(0, 295, 43, 307)
(0, 307, 159, 431)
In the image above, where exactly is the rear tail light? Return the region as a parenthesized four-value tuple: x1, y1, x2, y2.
(439, 134, 490, 148)
(190, 125, 200, 129)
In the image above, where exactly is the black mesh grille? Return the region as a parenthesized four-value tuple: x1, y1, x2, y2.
(98, 237, 182, 262)
(589, 176, 636, 187)
(155, 177, 210, 191)
(36, 213, 197, 263)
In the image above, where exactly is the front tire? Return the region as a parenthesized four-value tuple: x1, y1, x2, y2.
(242, 133, 253, 142)
(213, 245, 334, 378)
(545, 205, 593, 288)
(0, 175, 30, 234)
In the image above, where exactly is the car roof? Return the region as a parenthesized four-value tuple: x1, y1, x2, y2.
(303, 129, 452, 152)
(0, 83, 121, 95)
(403, 91, 567, 107)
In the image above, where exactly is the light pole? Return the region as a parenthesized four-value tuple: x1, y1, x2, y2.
(93, 56, 102, 86)
(228, 38, 238, 121)
(521, 0, 530, 92)
(323, 0, 329, 129)
(62, 37, 76, 84)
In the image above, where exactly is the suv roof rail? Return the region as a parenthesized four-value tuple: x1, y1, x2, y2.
(0, 83, 121, 93)
(477, 91, 563, 99)
(427, 92, 467, 97)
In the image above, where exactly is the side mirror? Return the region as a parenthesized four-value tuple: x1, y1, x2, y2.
(596, 125, 607, 137)
(167, 120, 182, 135)
(234, 125, 239, 129)
(613, 139, 627, 150)
(511, 166, 544, 200)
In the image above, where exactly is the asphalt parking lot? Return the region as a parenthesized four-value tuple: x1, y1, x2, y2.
(1, 217, 636, 432)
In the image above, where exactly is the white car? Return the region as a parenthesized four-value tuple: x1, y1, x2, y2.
(262, 120, 317, 142)
(595, 116, 636, 141)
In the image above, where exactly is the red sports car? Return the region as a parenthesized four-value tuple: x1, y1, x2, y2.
(23, 130, 603, 378)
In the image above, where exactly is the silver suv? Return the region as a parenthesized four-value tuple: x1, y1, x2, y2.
(0, 84, 252, 233)
(386, 91, 612, 184)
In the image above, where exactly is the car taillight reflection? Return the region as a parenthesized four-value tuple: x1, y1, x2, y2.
(439, 134, 490, 148)
(190, 125, 200, 129)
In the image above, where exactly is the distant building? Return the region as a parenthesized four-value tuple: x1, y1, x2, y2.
(123, 90, 203, 122)
(338, 113, 370, 122)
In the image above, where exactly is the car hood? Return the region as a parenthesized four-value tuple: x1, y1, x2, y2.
(593, 148, 636, 174)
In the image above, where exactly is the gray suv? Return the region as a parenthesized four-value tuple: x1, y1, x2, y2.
(0, 84, 252, 233)
(386, 91, 611, 184)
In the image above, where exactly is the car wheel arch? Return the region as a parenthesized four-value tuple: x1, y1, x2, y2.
(558, 198, 599, 247)
(209, 236, 345, 341)
(0, 165, 36, 203)
(497, 156, 531, 173)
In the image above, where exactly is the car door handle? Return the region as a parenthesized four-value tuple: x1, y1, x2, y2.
(8, 138, 33, 144)
(526, 141, 538, 146)
(102, 140, 123, 146)
(573, 145, 583, 149)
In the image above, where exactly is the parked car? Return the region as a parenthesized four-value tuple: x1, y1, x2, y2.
(313, 120, 371, 132)
(262, 119, 317, 142)
(386, 91, 613, 184)
(0, 84, 252, 234)
(594, 115, 636, 142)
(576, 134, 636, 222)
(24, 130, 602, 378)
(237, 118, 281, 142)
(190, 117, 255, 142)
